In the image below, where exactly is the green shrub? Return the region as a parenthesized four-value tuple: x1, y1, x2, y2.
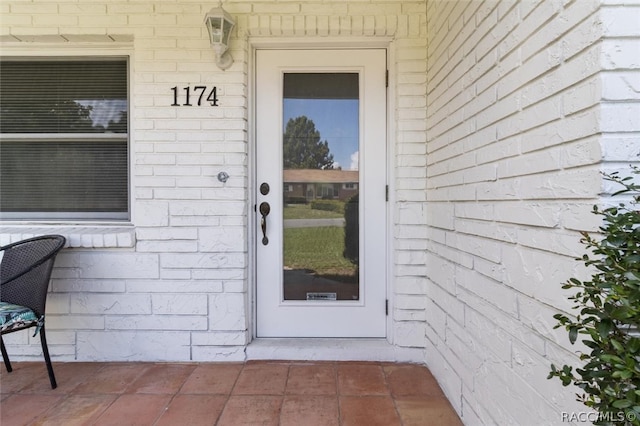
(285, 196, 307, 204)
(310, 199, 344, 214)
(343, 194, 359, 265)
(549, 167, 640, 425)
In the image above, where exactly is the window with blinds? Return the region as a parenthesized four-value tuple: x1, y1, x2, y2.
(0, 58, 129, 220)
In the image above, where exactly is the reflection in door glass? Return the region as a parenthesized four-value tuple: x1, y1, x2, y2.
(282, 73, 359, 301)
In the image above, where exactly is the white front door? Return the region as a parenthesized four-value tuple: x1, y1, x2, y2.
(255, 49, 387, 337)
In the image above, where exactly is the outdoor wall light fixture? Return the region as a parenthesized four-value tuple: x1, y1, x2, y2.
(204, 5, 235, 70)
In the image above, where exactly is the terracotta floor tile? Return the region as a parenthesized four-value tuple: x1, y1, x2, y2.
(0, 362, 49, 393)
(217, 395, 282, 426)
(0, 394, 63, 425)
(92, 394, 171, 426)
(72, 363, 149, 394)
(340, 395, 402, 426)
(286, 364, 337, 395)
(338, 363, 388, 396)
(280, 395, 339, 426)
(233, 363, 289, 395)
(180, 363, 242, 395)
(395, 396, 463, 426)
(155, 394, 227, 426)
(31, 394, 117, 426)
(18, 362, 104, 394)
(1, 361, 464, 426)
(125, 363, 196, 394)
(384, 364, 444, 397)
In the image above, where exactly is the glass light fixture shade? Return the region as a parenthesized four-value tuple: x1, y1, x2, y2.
(204, 6, 235, 70)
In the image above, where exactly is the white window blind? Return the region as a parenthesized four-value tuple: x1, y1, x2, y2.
(0, 58, 129, 220)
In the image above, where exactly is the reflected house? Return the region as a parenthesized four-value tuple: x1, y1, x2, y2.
(283, 169, 358, 203)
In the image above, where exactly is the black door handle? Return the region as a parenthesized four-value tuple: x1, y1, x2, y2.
(259, 202, 270, 245)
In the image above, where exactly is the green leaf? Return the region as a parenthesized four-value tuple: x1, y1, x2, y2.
(569, 326, 578, 344)
(600, 354, 623, 364)
(613, 399, 633, 409)
(628, 339, 640, 353)
(611, 339, 625, 352)
(612, 369, 633, 379)
(583, 340, 599, 349)
(597, 320, 613, 337)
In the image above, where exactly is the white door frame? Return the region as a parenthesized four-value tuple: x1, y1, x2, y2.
(248, 38, 395, 342)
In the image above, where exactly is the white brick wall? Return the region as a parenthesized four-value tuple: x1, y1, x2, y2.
(426, 0, 640, 423)
(0, 0, 429, 365)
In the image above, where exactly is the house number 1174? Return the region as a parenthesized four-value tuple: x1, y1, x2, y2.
(171, 86, 219, 106)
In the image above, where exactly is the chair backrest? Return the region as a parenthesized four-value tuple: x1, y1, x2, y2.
(0, 235, 66, 317)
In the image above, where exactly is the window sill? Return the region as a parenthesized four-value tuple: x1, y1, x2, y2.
(0, 224, 135, 248)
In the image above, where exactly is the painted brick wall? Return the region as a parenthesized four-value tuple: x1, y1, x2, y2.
(0, 1, 428, 362)
(425, 0, 640, 423)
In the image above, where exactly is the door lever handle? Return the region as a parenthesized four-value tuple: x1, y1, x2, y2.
(259, 202, 270, 245)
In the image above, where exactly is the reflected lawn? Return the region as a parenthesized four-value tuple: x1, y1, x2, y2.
(284, 226, 356, 279)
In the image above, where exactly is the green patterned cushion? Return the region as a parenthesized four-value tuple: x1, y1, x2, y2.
(0, 302, 39, 333)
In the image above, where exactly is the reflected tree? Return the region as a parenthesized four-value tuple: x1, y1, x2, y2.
(283, 116, 334, 169)
(1, 101, 126, 133)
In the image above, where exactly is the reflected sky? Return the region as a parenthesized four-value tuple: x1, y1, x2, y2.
(284, 98, 359, 170)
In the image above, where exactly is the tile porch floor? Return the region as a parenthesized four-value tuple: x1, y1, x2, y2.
(0, 360, 462, 425)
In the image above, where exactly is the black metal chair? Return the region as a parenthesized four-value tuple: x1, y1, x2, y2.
(0, 235, 66, 389)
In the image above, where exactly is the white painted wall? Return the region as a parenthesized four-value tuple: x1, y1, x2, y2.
(424, 0, 640, 424)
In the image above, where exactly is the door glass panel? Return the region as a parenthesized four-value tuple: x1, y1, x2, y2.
(282, 73, 359, 301)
